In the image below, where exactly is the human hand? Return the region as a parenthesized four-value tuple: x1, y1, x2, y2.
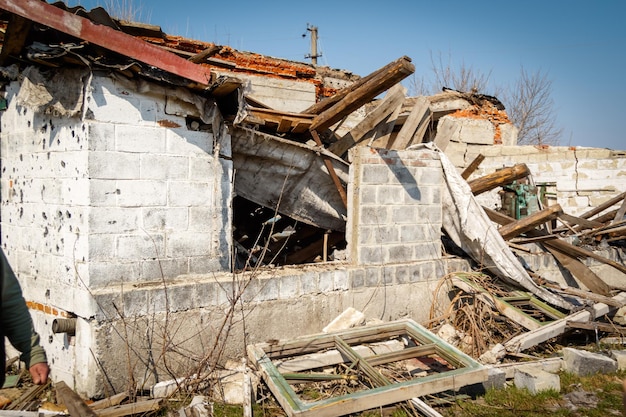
(29, 362, 49, 384)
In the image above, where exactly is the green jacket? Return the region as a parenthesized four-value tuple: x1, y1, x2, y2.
(1, 249, 47, 385)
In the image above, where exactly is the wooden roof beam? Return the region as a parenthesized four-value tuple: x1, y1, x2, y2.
(0, 0, 214, 86)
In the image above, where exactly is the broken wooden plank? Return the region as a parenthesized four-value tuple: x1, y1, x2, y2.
(544, 246, 612, 296)
(389, 96, 430, 150)
(310, 129, 348, 208)
(566, 321, 626, 333)
(498, 204, 563, 240)
(89, 393, 129, 410)
(612, 195, 626, 225)
(484, 207, 613, 295)
(485, 207, 626, 277)
(328, 84, 406, 157)
(432, 117, 460, 152)
(188, 44, 221, 63)
(284, 231, 344, 264)
(468, 164, 530, 196)
(6, 380, 50, 411)
(554, 213, 604, 232)
(368, 98, 404, 149)
(578, 191, 626, 220)
(56, 381, 98, 417)
(461, 154, 485, 180)
(503, 292, 626, 354)
(410, 397, 444, 417)
(246, 107, 314, 131)
(0, 0, 215, 86)
(94, 399, 164, 417)
(551, 285, 625, 308)
(309, 57, 415, 132)
(303, 56, 412, 115)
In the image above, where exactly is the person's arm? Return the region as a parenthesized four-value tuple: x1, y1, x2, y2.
(1, 250, 49, 383)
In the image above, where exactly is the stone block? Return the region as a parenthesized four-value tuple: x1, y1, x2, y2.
(514, 367, 560, 394)
(115, 124, 166, 153)
(610, 350, 626, 371)
(563, 347, 618, 376)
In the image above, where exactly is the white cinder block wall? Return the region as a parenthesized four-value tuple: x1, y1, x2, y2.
(0, 68, 233, 394)
(456, 145, 626, 216)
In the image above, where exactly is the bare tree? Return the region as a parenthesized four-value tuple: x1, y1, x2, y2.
(504, 66, 562, 145)
(408, 52, 494, 96)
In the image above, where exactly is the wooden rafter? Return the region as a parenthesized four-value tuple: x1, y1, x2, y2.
(0, 0, 214, 86)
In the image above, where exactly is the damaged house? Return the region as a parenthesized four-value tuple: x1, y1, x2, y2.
(1, 0, 626, 412)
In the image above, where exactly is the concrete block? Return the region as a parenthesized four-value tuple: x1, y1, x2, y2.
(116, 179, 167, 207)
(88, 207, 141, 233)
(323, 307, 365, 333)
(610, 350, 626, 371)
(189, 156, 217, 180)
(563, 347, 618, 376)
(391, 206, 418, 224)
(318, 270, 334, 293)
(87, 122, 115, 151)
(334, 270, 349, 291)
(361, 164, 391, 185)
(499, 123, 518, 146)
(278, 275, 300, 300)
(167, 181, 213, 207)
(166, 129, 213, 155)
(167, 232, 213, 257)
(514, 367, 560, 394)
(88, 151, 141, 179)
(116, 233, 165, 260)
(140, 154, 189, 180)
(88, 88, 144, 125)
(144, 207, 189, 231)
(115, 124, 166, 153)
(483, 366, 507, 390)
(458, 118, 495, 145)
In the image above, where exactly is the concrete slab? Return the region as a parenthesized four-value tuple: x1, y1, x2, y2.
(563, 347, 618, 376)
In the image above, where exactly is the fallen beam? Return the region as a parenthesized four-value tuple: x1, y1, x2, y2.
(309, 56, 415, 132)
(498, 204, 563, 241)
(502, 292, 626, 354)
(0, 0, 214, 86)
(578, 191, 626, 220)
(304, 56, 412, 115)
(461, 154, 485, 180)
(468, 164, 530, 196)
(328, 84, 406, 157)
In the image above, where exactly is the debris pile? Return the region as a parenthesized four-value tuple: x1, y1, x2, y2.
(0, 2, 626, 416)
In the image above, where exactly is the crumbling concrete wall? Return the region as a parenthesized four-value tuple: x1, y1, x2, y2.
(90, 146, 465, 396)
(447, 145, 626, 216)
(0, 68, 233, 395)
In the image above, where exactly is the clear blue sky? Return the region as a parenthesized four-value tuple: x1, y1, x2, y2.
(69, 0, 625, 151)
